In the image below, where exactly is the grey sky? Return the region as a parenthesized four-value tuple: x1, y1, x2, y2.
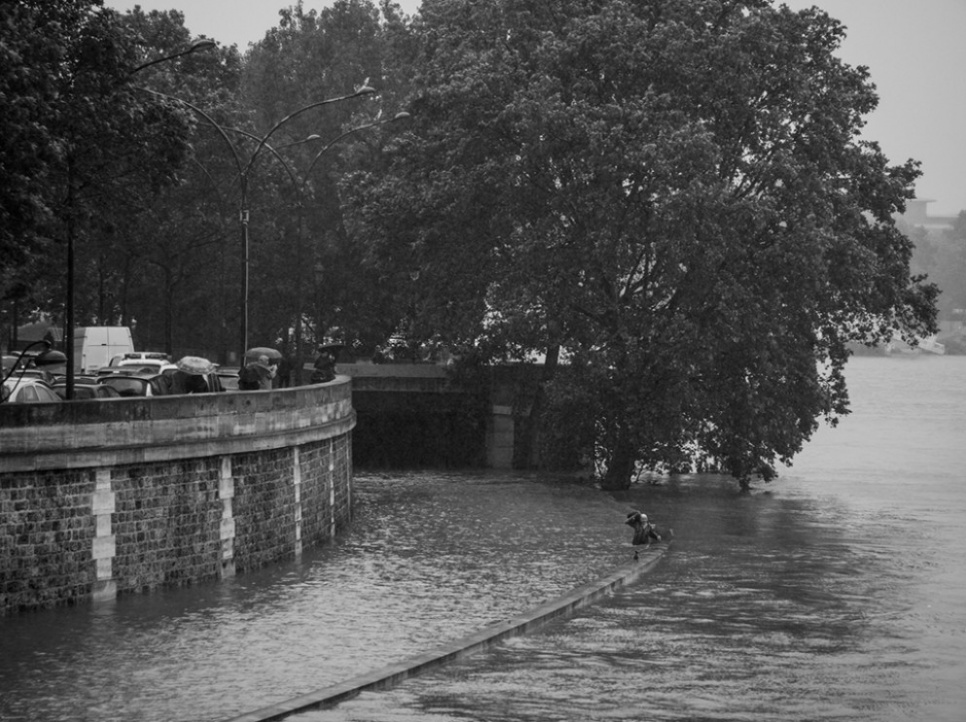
(108, 0, 965, 216)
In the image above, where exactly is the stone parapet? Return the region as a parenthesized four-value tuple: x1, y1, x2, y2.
(0, 379, 354, 473)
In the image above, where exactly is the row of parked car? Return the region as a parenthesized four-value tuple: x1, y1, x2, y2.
(1, 352, 242, 404)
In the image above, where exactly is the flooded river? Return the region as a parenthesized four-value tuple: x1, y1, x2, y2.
(2, 355, 964, 721)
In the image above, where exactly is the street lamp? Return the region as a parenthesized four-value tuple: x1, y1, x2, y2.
(129, 39, 217, 75)
(140, 86, 378, 365)
(252, 112, 411, 382)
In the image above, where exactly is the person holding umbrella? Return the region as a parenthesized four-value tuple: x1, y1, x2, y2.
(239, 354, 276, 390)
(171, 356, 217, 394)
(310, 343, 343, 384)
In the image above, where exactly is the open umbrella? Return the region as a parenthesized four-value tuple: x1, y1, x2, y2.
(177, 355, 214, 375)
(245, 347, 282, 361)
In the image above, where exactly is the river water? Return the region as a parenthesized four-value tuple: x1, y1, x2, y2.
(1, 356, 964, 722)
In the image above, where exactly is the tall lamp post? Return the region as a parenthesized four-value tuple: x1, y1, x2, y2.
(139, 86, 378, 365)
(62, 39, 215, 400)
(232, 111, 411, 381)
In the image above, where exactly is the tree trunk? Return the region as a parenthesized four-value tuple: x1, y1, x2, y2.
(601, 433, 636, 490)
(516, 344, 560, 469)
(164, 268, 174, 356)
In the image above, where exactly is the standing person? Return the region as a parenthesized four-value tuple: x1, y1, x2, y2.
(238, 355, 275, 390)
(237, 359, 261, 390)
(276, 354, 292, 388)
(255, 355, 276, 390)
(311, 345, 337, 383)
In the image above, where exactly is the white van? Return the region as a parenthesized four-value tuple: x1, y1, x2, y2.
(73, 326, 135, 373)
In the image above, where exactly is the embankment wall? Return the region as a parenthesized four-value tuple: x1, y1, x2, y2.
(0, 378, 354, 615)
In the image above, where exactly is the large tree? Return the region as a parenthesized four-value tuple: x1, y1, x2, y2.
(0, 0, 195, 353)
(345, 0, 938, 488)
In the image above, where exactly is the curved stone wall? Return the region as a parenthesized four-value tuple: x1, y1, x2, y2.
(0, 378, 355, 614)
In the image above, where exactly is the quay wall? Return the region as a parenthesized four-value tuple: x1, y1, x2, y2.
(0, 378, 355, 615)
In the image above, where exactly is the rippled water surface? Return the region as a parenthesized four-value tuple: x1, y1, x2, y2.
(291, 356, 966, 722)
(2, 356, 965, 722)
(0, 472, 631, 721)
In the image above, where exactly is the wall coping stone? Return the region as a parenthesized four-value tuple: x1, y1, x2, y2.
(0, 377, 354, 473)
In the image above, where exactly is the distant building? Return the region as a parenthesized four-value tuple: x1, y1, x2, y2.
(900, 199, 958, 231)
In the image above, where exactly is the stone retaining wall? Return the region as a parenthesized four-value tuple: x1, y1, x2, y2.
(0, 378, 355, 615)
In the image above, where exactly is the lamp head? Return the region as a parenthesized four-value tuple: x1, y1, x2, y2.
(34, 348, 67, 368)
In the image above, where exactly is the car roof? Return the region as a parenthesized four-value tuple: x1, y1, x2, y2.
(113, 360, 178, 374)
(98, 374, 152, 384)
(117, 358, 173, 366)
(120, 351, 169, 359)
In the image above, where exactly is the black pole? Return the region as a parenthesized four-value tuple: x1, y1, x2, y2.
(240, 175, 249, 367)
(65, 162, 76, 400)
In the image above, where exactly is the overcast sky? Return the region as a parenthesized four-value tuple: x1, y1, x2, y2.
(107, 0, 966, 216)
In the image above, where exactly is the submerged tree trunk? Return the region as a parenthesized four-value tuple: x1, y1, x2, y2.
(601, 432, 636, 490)
(517, 343, 560, 469)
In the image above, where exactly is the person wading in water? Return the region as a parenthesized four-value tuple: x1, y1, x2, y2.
(625, 510, 672, 559)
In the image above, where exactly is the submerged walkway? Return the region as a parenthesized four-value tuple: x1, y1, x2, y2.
(226, 544, 668, 722)
(0, 471, 671, 722)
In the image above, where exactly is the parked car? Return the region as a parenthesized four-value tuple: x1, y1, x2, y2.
(96, 373, 169, 397)
(112, 358, 179, 376)
(1, 377, 61, 404)
(51, 378, 123, 400)
(107, 351, 171, 366)
(216, 366, 240, 391)
(164, 369, 225, 394)
(94, 355, 177, 377)
(2, 354, 19, 375)
(7, 367, 57, 384)
(74, 326, 134, 374)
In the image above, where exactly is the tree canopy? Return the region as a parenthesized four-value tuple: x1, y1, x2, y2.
(1, 0, 941, 489)
(0, 0, 197, 341)
(343, 0, 938, 488)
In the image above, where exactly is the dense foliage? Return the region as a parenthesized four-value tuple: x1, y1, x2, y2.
(1, 0, 415, 367)
(0, 0, 192, 329)
(343, 0, 938, 488)
(1, 0, 941, 488)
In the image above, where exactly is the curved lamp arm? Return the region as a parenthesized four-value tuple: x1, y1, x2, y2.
(226, 128, 300, 189)
(241, 85, 376, 177)
(136, 87, 246, 179)
(305, 112, 412, 178)
(129, 39, 217, 75)
(1, 340, 68, 400)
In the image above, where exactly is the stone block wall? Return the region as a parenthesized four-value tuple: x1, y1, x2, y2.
(110, 459, 223, 594)
(231, 448, 299, 574)
(0, 380, 355, 615)
(0, 470, 97, 609)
